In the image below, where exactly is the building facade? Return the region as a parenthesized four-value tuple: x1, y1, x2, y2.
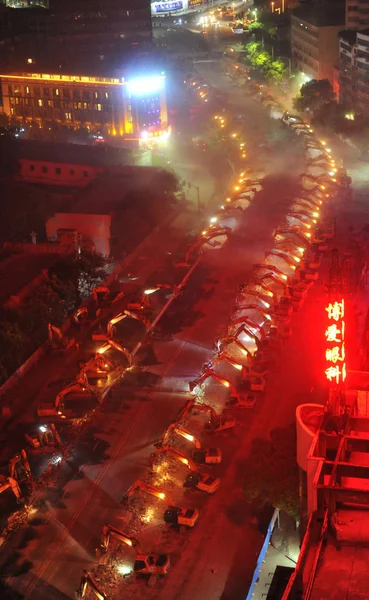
(291, 4, 345, 86)
(346, 0, 369, 29)
(0, 71, 168, 140)
(338, 28, 369, 111)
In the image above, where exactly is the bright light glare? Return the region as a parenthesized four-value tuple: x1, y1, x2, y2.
(39, 425, 47, 433)
(127, 76, 165, 96)
(210, 217, 218, 223)
(144, 288, 160, 295)
(117, 564, 132, 576)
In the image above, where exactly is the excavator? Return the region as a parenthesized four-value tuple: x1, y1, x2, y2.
(106, 310, 150, 338)
(0, 476, 23, 503)
(218, 330, 254, 360)
(189, 368, 257, 408)
(25, 423, 62, 454)
(47, 323, 76, 352)
(38, 374, 101, 418)
(121, 480, 199, 527)
(175, 225, 231, 267)
(154, 423, 222, 464)
(92, 286, 110, 304)
(177, 398, 236, 433)
(99, 524, 170, 575)
(76, 570, 107, 599)
(150, 446, 220, 493)
(80, 340, 132, 381)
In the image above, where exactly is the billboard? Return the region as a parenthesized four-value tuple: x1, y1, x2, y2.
(152, 0, 184, 13)
(188, 0, 202, 6)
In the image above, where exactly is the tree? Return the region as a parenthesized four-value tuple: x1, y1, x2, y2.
(293, 79, 335, 114)
(265, 59, 287, 83)
(243, 424, 299, 518)
(248, 21, 263, 33)
(0, 319, 26, 383)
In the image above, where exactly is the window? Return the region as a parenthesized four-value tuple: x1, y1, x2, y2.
(54, 99, 61, 108)
(70, 169, 75, 175)
(83, 171, 88, 177)
(94, 91, 100, 99)
(15, 97, 20, 105)
(127, 116, 133, 123)
(43, 88, 50, 97)
(127, 104, 132, 111)
(73, 90, 80, 100)
(25, 86, 30, 94)
(55, 167, 61, 175)
(29, 165, 35, 172)
(47, 100, 52, 107)
(41, 166, 48, 173)
(25, 98, 29, 106)
(38, 99, 43, 107)
(77, 102, 83, 109)
(63, 89, 70, 98)
(34, 87, 40, 96)
(63, 100, 69, 109)
(8, 85, 12, 95)
(14, 87, 20, 95)
(96, 103, 102, 111)
(83, 91, 90, 100)
(104, 92, 109, 99)
(65, 112, 72, 120)
(53, 88, 60, 97)
(83, 102, 89, 110)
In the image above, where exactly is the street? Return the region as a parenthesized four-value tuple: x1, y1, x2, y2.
(0, 27, 355, 600)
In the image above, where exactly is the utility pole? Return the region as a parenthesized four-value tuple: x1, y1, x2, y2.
(187, 182, 201, 211)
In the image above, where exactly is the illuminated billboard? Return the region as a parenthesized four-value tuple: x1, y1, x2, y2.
(127, 75, 165, 96)
(325, 299, 346, 385)
(151, 0, 185, 13)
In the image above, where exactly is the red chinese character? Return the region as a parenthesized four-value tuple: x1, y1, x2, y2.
(326, 300, 344, 321)
(325, 365, 342, 384)
(325, 324, 342, 343)
(326, 344, 345, 364)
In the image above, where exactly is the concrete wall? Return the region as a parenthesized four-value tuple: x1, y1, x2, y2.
(296, 404, 324, 471)
(46, 212, 112, 256)
(18, 158, 102, 186)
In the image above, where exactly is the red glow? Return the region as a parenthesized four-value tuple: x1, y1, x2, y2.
(325, 299, 346, 385)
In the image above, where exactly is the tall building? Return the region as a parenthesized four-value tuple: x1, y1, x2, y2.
(291, 2, 346, 85)
(338, 28, 369, 110)
(346, 0, 369, 29)
(0, 70, 168, 141)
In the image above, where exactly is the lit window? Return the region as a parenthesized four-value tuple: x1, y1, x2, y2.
(26, 86, 30, 94)
(47, 100, 52, 107)
(97, 103, 102, 111)
(38, 99, 43, 107)
(55, 88, 60, 96)
(65, 112, 72, 120)
(104, 92, 109, 99)
(94, 91, 99, 99)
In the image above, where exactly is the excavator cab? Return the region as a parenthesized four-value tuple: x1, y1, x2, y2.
(192, 448, 222, 465)
(164, 506, 199, 528)
(25, 423, 62, 454)
(184, 472, 220, 494)
(134, 554, 170, 576)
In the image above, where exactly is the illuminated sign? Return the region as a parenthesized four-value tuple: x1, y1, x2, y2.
(153, 1, 183, 12)
(188, 0, 202, 6)
(325, 299, 346, 385)
(127, 76, 165, 96)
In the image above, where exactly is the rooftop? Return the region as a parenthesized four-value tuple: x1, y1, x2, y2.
(292, 1, 345, 27)
(339, 29, 358, 46)
(15, 139, 135, 169)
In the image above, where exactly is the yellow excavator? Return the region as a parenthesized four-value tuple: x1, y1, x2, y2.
(189, 368, 256, 408)
(154, 423, 222, 464)
(76, 570, 107, 599)
(25, 423, 62, 454)
(150, 446, 220, 494)
(121, 479, 199, 527)
(99, 524, 170, 575)
(47, 323, 76, 352)
(177, 398, 236, 433)
(38, 374, 101, 419)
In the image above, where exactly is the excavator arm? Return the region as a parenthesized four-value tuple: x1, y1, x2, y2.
(189, 369, 239, 402)
(153, 445, 198, 472)
(123, 479, 172, 505)
(100, 523, 140, 554)
(76, 570, 107, 600)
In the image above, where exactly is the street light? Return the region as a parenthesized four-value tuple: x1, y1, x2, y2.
(187, 182, 201, 212)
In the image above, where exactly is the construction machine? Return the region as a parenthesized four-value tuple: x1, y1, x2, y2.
(150, 446, 220, 494)
(73, 306, 89, 325)
(9, 449, 31, 484)
(99, 524, 170, 575)
(154, 424, 222, 464)
(175, 225, 231, 267)
(178, 399, 236, 433)
(25, 423, 62, 454)
(189, 368, 257, 408)
(106, 310, 150, 338)
(121, 479, 199, 527)
(47, 323, 76, 352)
(92, 286, 110, 304)
(76, 570, 107, 599)
(81, 340, 132, 380)
(38, 374, 101, 418)
(0, 476, 23, 503)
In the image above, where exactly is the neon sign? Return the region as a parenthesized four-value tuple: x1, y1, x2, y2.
(325, 299, 346, 384)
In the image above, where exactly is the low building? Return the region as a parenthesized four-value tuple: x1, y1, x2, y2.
(291, 2, 345, 85)
(338, 28, 369, 111)
(0, 70, 168, 142)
